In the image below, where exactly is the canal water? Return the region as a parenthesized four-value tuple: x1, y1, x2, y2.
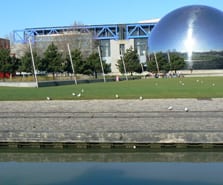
(0, 149, 223, 185)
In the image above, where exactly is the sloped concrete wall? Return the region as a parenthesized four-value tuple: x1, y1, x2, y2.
(0, 99, 223, 144)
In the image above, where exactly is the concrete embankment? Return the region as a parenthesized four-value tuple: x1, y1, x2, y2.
(0, 99, 223, 149)
(1, 150, 223, 162)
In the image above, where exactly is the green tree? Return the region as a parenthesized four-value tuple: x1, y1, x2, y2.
(117, 47, 141, 74)
(41, 42, 63, 78)
(0, 49, 18, 79)
(147, 52, 185, 74)
(169, 52, 186, 72)
(85, 52, 111, 78)
(147, 52, 170, 73)
(65, 48, 84, 74)
(10, 54, 20, 75)
(19, 51, 40, 74)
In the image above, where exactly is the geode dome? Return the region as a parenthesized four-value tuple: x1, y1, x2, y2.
(149, 5, 223, 69)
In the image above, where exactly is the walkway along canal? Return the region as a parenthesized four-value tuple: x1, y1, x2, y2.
(0, 99, 223, 149)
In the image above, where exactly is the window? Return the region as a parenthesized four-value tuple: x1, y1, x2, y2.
(134, 39, 147, 56)
(119, 44, 125, 55)
(100, 40, 110, 57)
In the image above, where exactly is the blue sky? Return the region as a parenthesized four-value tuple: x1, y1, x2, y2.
(1, 0, 223, 38)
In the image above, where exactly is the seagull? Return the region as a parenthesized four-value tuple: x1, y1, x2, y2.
(72, 93, 76, 96)
(139, 96, 143, 100)
(184, 107, 189, 112)
(46, 97, 51, 100)
(77, 93, 81, 97)
(168, 106, 173, 110)
(115, 94, 119, 99)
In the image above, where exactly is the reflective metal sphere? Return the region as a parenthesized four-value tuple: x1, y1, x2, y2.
(149, 5, 223, 69)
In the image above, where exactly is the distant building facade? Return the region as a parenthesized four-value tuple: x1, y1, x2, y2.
(0, 38, 10, 49)
(12, 21, 158, 74)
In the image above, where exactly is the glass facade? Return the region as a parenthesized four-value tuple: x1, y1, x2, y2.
(119, 44, 125, 55)
(100, 40, 110, 57)
(149, 5, 223, 69)
(134, 38, 147, 56)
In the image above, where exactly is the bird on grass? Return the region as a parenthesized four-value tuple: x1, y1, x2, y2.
(46, 97, 51, 100)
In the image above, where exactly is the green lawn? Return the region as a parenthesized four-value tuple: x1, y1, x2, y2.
(0, 77, 223, 100)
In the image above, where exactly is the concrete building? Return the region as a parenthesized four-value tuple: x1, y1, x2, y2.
(0, 38, 10, 49)
(12, 20, 158, 74)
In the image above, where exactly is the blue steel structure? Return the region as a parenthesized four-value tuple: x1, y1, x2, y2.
(126, 23, 155, 39)
(13, 23, 156, 43)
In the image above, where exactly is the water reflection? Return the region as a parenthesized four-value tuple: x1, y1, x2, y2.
(1, 150, 223, 185)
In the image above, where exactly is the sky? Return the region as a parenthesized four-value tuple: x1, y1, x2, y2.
(1, 0, 223, 39)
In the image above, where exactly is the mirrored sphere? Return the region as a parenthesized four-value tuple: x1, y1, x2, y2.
(149, 5, 223, 69)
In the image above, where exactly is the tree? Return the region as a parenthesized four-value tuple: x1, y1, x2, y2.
(85, 52, 111, 78)
(147, 52, 185, 74)
(147, 52, 170, 73)
(117, 47, 141, 74)
(19, 51, 40, 74)
(169, 52, 186, 72)
(41, 42, 63, 78)
(0, 49, 18, 79)
(65, 48, 84, 74)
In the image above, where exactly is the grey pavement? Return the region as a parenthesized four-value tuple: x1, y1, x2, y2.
(0, 99, 223, 143)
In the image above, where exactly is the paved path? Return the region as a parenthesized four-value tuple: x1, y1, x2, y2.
(0, 99, 223, 143)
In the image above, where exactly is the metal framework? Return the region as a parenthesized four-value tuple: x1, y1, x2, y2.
(126, 23, 156, 39)
(13, 23, 157, 43)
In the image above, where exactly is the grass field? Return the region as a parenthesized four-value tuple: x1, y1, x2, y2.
(0, 76, 223, 100)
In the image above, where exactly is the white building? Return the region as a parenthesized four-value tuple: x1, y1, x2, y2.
(12, 19, 159, 74)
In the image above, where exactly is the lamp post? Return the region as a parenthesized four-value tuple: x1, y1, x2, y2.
(98, 46, 106, 83)
(120, 50, 128, 81)
(67, 43, 77, 85)
(28, 37, 38, 88)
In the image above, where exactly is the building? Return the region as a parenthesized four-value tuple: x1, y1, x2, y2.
(0, 38, 10, 49)
(12, 20, 158, 74)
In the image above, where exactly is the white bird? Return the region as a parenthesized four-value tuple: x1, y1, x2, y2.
(115, 94, 119, 99)
(46, 97, 51, 100)
(139, 96, 143, 100)
(133, 145, 136, 149)
(184, 107, 189, 112)
(168, 106, 173, 110)
(77, 93, 81, 97)
(72, 93, 76, 96)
